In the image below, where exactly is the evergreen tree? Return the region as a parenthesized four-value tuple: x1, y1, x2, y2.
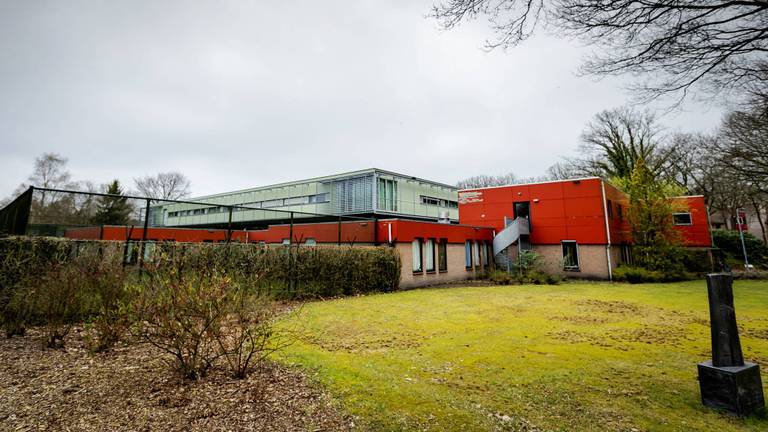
(91, 180, 133, 226)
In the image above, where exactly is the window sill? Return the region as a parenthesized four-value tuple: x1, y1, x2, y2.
(438, 270, 447, 274)
(564, 267, 581, 272)
(426, 271, 436, 275)
(413, 270, 424, 275)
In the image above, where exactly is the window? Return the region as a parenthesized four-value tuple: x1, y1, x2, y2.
(562, 241, 580, 271)
(305, 238, 317, 246)
(617, 204, 623, 221)
(606, 200, 613, 218)
(284, 196, 309, 206)
(412, 239, 423, 273)
(420, 195, 459, 208)
(282, 238, 291, 245)
(480, 241, 488, 266)
(425, 239, 435, 272)
(465, 241, 472, 269)
(473, 241, 480, 268)
(308, 193, 330, 204)
(673, 212, 693, 225)
(378, 178, 398, 211)
(438, 239, 447, 272)
(263, 199, 284, 208)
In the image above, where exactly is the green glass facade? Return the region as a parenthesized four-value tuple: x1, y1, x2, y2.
(153, 169, 458, 228)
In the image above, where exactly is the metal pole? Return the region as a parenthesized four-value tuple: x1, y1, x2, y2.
(226, 206, 233, 243)
(289, 212, 294, 244)
(138, 198, 150, 268)
(737, 209, 750, 270)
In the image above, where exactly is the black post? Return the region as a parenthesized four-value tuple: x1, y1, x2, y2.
(337, 215, 342, 246)
(706, 274, 744, 367)
(698, 274, 765, 416)
(138, 199, 151, 268)
(289, 212, 294, 293)
(289, 211, 294, 244)
(226, 206, 233, 243)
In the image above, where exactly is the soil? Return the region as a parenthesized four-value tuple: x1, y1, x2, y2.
(0, 327, 353, 431)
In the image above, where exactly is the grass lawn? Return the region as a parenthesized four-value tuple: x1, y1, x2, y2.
(277, 280, 768, 431)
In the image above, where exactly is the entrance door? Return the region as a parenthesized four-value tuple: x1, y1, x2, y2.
(514, 201, 530, 222)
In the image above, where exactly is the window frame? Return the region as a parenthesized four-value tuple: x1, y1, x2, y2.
(425, 238, 436, 273)
(465, 240, 473, 270)
(412, 238, 423, 274)
(438, 239, 448, 272)
(672, 212, 693, 226)
(561, 240, 580, 272)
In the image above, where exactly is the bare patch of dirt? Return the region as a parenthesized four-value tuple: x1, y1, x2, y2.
(575, 299, 642, 315)
(0, 328, 352, 431)
(609, 326, 691, 346)
(548, 315, 615, 325)
(301, 328, 423, 353)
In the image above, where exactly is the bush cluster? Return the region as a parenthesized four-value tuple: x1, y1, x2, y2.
(0, 238, 402, 365)
(486, 250, 562, 285)
(712, 229, 768, 268)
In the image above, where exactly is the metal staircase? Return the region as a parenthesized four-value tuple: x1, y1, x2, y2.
(492, 217, 532, 270)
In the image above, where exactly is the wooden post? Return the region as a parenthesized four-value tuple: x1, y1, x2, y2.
(706, 274, 744, 367)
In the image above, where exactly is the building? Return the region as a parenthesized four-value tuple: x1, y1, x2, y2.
(66, 218, 496, 289)
(458, 177, 711, 279)
(150, 168, 460, 229)
(61, 171, 712, 285)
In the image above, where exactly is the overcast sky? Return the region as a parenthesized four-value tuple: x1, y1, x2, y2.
(0, 0, 724, 200)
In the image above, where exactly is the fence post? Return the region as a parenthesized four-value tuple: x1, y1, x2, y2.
(138, 198, 151, 269)
(226, 206, 233, 243)
(289, 212, 294, 293)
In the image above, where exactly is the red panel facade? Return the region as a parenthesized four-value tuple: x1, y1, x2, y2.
(376, 219, 494, 244)
(672, 196, 711, 247)
(459, 178, 610, 245)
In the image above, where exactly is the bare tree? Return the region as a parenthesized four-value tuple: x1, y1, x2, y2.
(563, 107, 672, 180)
(431, 1, 768, 102)
(16, 153, 76, 207)
(456, 172, 519, 189)
(134, 172, 191, 201)
(717, 98, 768, 195)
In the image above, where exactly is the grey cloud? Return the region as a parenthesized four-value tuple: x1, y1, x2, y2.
(0, 0, 724, 199)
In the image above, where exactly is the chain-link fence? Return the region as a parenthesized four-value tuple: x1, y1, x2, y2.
(0, 186, 379, 246)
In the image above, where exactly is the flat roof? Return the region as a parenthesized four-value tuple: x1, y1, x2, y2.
(188, 168, 458, 201)
(458, 177, 603, 192)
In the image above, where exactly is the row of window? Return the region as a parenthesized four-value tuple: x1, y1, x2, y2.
(419, 195, 459, 209)
(167, 193, 331, 217)
(412, 238, 449, 273)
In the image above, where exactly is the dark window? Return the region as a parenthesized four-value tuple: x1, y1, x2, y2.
(617, 204, 623, 221)
(607, 200, 613, 217)
(562, 241, 580, 271)
(465, 240, 472, 269)
(438, 239, 448, 272)
(673, 212, 693, 225)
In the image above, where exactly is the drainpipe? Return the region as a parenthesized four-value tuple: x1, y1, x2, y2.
(600, 180, 614, 281)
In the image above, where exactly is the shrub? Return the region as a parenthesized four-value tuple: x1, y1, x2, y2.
(127, 261, 234, 379)
(149, 242, 401, 299)
(613, 266, 665, 284)
(214, 290, 296, 379)
(712, 229, 768, 268)
(486, 251, 561, 285)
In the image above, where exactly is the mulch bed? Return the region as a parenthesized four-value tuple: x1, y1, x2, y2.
(0, 327, 353, 431)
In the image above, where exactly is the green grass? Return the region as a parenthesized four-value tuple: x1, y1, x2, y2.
(277, 281, 768, 431)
